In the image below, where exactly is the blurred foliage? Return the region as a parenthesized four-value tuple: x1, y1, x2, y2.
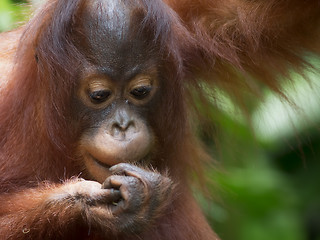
(201, 68, 320, 240)
(0, 0, 30, 32)
(1, 2, 320, 240)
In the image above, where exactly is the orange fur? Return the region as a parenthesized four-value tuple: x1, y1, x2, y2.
(0, 0, 319, 239)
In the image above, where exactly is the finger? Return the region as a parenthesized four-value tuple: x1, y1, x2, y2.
(119, 176, 141, 199)
(101, 175, 123, 189)
(102, 189, 122, 203)
(110, 163, 148, 179)
(109, 163, 140, 175)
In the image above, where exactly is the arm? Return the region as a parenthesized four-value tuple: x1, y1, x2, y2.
(167, 0, 320, 90)
(0, 164, 173, 240)
(0, 180, 115, 239)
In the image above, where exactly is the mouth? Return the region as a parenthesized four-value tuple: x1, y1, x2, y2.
(89, 154, 111, 169)
(84, 152, 154, 182)
(88, 152, 151, 170)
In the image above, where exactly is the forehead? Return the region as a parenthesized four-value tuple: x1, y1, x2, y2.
(79, 0, 158, 74)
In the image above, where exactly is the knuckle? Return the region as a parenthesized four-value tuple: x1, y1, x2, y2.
(114, 162, 129, 170)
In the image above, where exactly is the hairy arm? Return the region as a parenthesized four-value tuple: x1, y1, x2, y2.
(0, 164, 173, 240)
(167, 0, 320, 90)
(0, 180, 115, 239)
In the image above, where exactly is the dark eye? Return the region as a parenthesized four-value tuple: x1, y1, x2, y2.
(130, 86, 152, 100)
(89, 90, 111, 103)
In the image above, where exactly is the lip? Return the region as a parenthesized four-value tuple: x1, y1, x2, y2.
(87, 151, 152, 171)
(89, 154, 111, 169)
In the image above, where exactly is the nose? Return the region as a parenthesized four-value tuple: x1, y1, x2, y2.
(110, 109, 135, 136)
(112, 117, 133, 131)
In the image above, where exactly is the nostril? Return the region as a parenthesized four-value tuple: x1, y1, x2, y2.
(109, 109, 136, 137)
(110, 121, 135, 139)
(112, 120, 134, 132)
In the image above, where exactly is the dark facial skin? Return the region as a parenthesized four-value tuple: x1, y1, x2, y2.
(74, 0, 161, 183)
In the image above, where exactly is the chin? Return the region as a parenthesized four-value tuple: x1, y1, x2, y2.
(83, 153, 113, 183)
